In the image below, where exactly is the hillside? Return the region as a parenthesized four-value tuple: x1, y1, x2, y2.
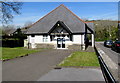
(93, 20, 118, 41)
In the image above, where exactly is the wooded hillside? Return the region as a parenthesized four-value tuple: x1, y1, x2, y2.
(94, 20, 118, 41)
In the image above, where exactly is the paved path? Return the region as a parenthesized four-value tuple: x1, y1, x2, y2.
(2, 49, 74, 81)
(96, 43, 119, 64)
(38, 68, 105, 81)
(95, 43, 119, 81)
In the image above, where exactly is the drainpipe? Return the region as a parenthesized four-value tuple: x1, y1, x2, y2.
(92, 34, 95, 47)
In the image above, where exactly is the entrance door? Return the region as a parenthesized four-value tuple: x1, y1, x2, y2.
(57, 38, 65, 48)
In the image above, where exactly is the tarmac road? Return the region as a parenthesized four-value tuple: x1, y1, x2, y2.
(2, 49, 73, 81)
(2, 46, 105, 81)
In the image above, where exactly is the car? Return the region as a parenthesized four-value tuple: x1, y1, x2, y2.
(104, 40, 113, 47)
(111, 40, 120, 52)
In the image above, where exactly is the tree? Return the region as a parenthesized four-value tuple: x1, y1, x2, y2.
(13, 28, 26, 39)
(0, 27, 2, 36)
(2, 25, 16, 35)
(94, 20, 118, 41)
(0, 0, 23, 25)
(24, 21, 33, 28)
(81, 18, 89, 21)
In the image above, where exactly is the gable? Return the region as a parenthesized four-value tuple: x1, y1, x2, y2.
(48, 21, 72, 34)
(26, 4, 85, 34)
(51, 25, 68, 33)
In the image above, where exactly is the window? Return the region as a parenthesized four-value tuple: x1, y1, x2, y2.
(43, 35, 48, 42)
(51, 35, 55, 41)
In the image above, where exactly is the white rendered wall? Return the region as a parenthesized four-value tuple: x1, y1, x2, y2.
(28, 35, 36, 48)
(47, 35, 51, 43)
(81, 35, 85, 45)
(92, 34, 95, 47)
(28, 35, 52, 43)
(73, 35, 84, 44)
(34, 35, 43, 43)
(28, 36, 32, 43)
(28, 35, 85, 45)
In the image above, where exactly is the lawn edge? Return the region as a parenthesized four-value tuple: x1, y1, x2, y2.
(54, 66, 100, 69)
(1, 53, 29, 61)
(58, 51, 100, 67)
(1, 47, 44, 61)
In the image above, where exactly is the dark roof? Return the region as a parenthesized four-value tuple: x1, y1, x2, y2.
(26, 4, 87, 34)
(85, 22, 94, 33)
(21, 29, 27, 34)
(6, 29, 16, 35)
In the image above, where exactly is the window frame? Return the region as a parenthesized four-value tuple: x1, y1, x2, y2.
(43, 35, 48, 42)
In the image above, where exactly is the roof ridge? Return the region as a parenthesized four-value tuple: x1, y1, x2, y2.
(27, 4, 85, 28)
(60, 4, 65, 6)
(28, 4, 63, 28)
(61, 4, 85, 23)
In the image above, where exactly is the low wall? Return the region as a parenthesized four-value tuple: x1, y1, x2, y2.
(35, 43, 85, 50)
(67, 44, 83, 50)
(36, 44, 54, 49)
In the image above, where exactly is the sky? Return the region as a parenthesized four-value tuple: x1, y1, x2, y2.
(10, 2, 118, 27)
(9, 0, 120, 2)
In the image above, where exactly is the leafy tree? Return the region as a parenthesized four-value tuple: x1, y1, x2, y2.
(94, 20, 118, 41)
(0, 28, 2, 36)
(111, 27, 118, 40)
(24, 21, 33, 28)
(13, 28, 26, 39)
(0, 25, 16, 36)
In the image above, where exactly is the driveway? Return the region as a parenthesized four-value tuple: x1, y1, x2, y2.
(38, 68, 105, 81)
(2, 49, 74, 81)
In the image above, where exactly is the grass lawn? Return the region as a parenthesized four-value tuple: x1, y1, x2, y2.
(58, 52, 100, 67)
(1, 47, 41, 60)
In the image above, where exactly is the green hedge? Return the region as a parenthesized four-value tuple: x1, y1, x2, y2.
(1, 39, 24, 47)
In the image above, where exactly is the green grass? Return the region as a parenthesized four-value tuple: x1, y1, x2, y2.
(1, 47, 41, 60)
(58, 52, 100, 67)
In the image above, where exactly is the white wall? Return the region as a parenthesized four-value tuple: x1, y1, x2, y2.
(73, 35, 84, 44)
(81, 35, 85, 45)
(28, 35, 52, 44)
(91, 34, 94, 47)
(27, 34, 85, 48)
(34, 35, 43, 43)
(47, 35, 51, 42)
(28, 36, 31, 43)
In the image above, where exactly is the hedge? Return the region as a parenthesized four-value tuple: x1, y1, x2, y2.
(1, 39, 24, 47)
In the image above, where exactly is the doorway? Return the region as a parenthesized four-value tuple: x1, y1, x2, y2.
(57, 38, 65, 48)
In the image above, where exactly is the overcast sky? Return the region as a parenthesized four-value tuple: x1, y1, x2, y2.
(10, 2, 118, 27)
